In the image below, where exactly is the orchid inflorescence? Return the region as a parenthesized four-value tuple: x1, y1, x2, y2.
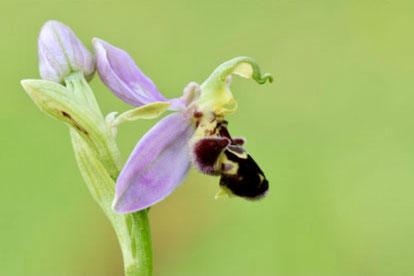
(21, 20, 273, 275)
(93, 38, 272, 213)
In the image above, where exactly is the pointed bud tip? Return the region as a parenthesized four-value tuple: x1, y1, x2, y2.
(20, 79, 40, 93)
(91, 38, 101, 50)
(41, 20, 64, 29)
(20, 80, 31, 93)
(92, 37, 101, 45)
(20, 79, 29, 87)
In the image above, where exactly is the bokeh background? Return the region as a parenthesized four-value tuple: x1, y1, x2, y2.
(2, 0, 414, 275)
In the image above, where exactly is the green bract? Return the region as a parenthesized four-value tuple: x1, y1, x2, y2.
(21, 72, 122, 178)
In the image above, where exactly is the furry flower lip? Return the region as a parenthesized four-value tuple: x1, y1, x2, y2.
(93, 38, 273, 213)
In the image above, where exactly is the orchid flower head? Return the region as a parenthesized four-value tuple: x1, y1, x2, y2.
(93, 39, 273, 213)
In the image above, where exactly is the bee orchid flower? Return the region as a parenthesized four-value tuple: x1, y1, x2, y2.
(93, 39, 273, 213)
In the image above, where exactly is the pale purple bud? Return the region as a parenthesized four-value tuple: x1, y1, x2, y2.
(38, 20, 95, 83)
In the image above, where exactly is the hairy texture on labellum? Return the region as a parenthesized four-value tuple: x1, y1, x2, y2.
(95, 52, 273, 213)
(231, 137, 245, 146)
(220, 147, 269, 199)
(192, 137, 230, 175)
(191, 116, 269, 199)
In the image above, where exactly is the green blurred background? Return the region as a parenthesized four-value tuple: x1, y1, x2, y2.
(2, 0, 414, 275)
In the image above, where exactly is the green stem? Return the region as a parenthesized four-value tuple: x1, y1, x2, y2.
(106, 205, 153, 275)
(66, 76, 154, 275)
(71, 123, 153, 276)
(23, 71, 154, 275)
(123, 211, 153, 276)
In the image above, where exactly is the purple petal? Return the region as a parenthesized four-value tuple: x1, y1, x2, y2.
(113, 112, 195, 213)
(93, 38, 183, 110)
(38, 20, 95, 83)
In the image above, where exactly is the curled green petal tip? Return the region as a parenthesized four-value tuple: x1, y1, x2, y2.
(255, 72, 274, 85)
(198, 57, 273, 116)
(202, 56, 273, 86)
(231, 56, 273, 85)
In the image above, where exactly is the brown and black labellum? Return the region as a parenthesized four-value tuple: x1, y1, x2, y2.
(193, 137, 230, 175)
(220, 147, 269, 199)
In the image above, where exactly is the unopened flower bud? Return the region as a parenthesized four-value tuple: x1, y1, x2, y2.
(38, 20, 95, 83)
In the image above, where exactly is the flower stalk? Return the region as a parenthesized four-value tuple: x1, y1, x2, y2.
(71, 128, 153, 275)
(64, 73, 156, 275)
(66, 74, 154, 275)
(23, 71, 155, 275)
(21, 20, 160, 275)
